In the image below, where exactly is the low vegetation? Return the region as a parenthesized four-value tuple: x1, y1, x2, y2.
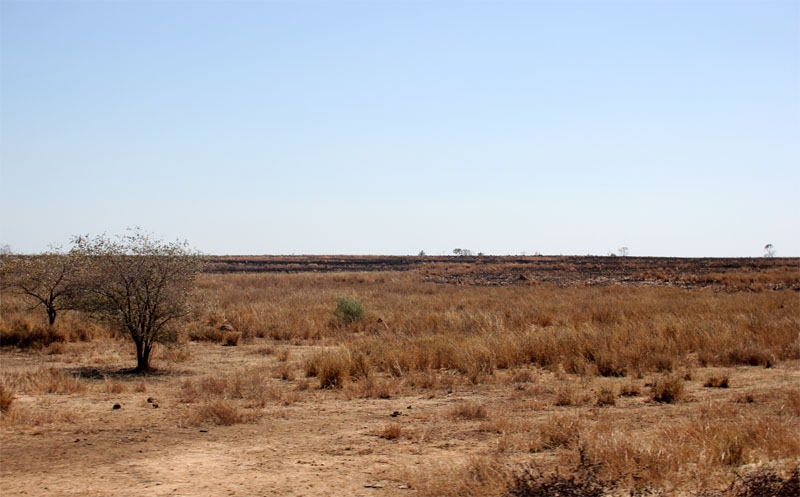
(1, 256, 798, 496)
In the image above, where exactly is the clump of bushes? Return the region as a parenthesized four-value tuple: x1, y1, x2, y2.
(334, 296, 366, 324)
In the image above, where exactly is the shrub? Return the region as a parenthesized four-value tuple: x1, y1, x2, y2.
(704, 376, 730, 388)
(651, 374, 684, 403)
(334, 296, 366, 324)
(305, 348, 353, 389)
(380, 422, 403, 440)
(596, 387, 616, 407)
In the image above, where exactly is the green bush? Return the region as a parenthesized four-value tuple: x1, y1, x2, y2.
(334, 296, 366, 324)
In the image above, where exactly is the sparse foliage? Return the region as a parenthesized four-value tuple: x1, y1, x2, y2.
(764, 243, 776, 258)
(0, 248, 81, 326)
(71, 229, 202, 372)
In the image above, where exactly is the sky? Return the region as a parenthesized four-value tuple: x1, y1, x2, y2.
(1, 0, 798, 257)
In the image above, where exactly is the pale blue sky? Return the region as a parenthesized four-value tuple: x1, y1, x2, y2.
(1, 0, 798, 256)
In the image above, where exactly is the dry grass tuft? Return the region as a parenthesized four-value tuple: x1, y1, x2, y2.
(595, 387, 616, 407)
(532, 413, 582, 451)
(619, 380, 641, 397)
(180, 367, 279, 407)
(0, 383, 14, 413)
(0, 366, 87, 395)
(450, 401, 489, 420)
(304, 347, 361, 389)
(379, 422, 403, 440)
(157, 344, 191, 363)
(405, 456, 508, 497)
(189, 399, 254, 426)
(554, 385, 578, 406)
(704, 376, 730, 388)
(651, 374, 685, 403)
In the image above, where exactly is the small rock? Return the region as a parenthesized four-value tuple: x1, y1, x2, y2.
(152, 403, 159, 408)
(390, 411, 401, 417)
(112, 403, 121, 410)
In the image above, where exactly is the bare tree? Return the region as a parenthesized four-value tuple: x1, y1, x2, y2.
(764, 244, 776, 258)
(0, 248, 81, 327)
(618, 247, 630, 257)
(71, 229, 202, 372)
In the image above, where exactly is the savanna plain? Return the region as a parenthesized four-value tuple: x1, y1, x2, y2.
(1, 256, 799, 496)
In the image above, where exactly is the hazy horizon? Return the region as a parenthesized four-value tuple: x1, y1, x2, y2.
(2, 1, 798, 258)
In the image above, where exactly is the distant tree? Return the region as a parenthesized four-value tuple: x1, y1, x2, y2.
(618, 247, 630, 257)
(0, 244, 12, 255)
(418, 250, 426, 257)
(764, 244, 776, 258)
(453, 248, 462, 256)
(71, 229, 202, 372)
(0, 248, 81, 327)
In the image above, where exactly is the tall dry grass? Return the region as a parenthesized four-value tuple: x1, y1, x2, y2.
(197, 272, 798, 382)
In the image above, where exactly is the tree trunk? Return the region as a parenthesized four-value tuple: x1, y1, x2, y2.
(46, 306, 57, 327)
(134, 340, 153, 372)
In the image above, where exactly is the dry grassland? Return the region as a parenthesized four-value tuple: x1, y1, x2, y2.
(1, 257, 799, 496)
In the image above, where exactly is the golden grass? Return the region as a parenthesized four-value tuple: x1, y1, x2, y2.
(0, 366, 87, 395)
(180, 272, 800, 384)
(1, 260, 798, 495)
